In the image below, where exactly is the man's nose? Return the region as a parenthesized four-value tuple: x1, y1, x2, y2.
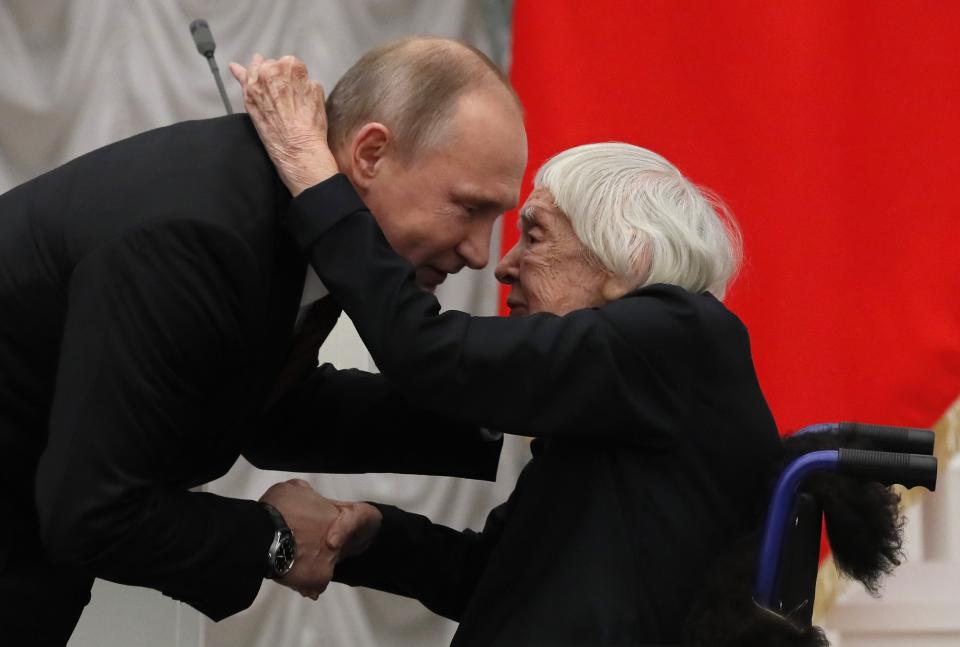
(495, 243, 521, 285)
(458, 219, 495, 270)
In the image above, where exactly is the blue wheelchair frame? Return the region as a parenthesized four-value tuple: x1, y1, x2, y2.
(753, 422, 938, 623)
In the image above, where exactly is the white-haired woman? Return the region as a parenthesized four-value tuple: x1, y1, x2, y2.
(236, 59, 781, 645)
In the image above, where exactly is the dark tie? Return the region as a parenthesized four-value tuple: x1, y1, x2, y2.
(265, 296, 341, 409)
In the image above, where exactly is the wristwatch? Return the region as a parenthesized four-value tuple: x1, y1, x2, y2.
(263, 503, 297, 579)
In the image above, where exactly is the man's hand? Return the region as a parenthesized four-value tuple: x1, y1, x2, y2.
(229, 54, 339, 197)
(259, 480, 384, 600)
(259, 478, 341, 600)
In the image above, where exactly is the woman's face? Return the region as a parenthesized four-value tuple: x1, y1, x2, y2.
(495, 188, 619, 316)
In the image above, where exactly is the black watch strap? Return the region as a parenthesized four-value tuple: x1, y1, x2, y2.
(263, 503, 296, 579)
(263, 502, 288, 532)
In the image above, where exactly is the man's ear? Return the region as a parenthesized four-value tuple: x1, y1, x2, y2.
(348, 123, 391, 189)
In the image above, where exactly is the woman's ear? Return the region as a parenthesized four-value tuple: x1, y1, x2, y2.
(348, 123, 391, 189)
(601, 273, 633, 303)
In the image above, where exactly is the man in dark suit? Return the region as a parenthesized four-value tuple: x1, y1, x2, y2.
(0, 38, 526, 644)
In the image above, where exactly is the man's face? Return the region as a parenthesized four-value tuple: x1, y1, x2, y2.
(357, 88, 527, 291)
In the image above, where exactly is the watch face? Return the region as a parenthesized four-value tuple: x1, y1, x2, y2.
(275, 532, 296, 575)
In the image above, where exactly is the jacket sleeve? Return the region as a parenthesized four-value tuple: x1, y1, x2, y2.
(332, 498, 512, 621)
(286, 174, 692, 443)
(35, 220, 275, 621)
(244, 363, 503, 481)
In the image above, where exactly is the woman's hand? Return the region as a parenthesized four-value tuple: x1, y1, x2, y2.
(327, 500, 383, 560)
(229, 54, 339, 196)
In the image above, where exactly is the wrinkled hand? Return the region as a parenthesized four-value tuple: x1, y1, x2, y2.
(327, 501, 383, 560)
(259, 479, 383, 601)
(229, 54, 339, 196)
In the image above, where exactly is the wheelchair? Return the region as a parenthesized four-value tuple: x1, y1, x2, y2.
(683, 422, 938, 646)
(754, 422, 938, 636)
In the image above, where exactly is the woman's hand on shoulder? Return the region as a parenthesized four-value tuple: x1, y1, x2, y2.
(229, 54, 339, 196)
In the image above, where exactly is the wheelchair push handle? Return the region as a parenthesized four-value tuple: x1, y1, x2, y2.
(754, 448, 938, 609)
(838, 448, 938, 491)
(797, 422, 934, 456)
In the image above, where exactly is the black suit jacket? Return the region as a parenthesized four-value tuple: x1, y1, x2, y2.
(0, 116, 501, 620)
(287, 175, 784, 644)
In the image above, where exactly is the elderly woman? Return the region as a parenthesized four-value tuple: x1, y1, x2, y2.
(237, 59, 781, 645)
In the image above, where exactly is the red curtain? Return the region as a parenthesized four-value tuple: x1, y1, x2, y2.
(506, 1, 960, 436)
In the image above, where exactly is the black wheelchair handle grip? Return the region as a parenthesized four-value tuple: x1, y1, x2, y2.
(837, 448, 937, 491)
(840, 422, 935, 456)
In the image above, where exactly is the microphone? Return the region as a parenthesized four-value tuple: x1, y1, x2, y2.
(189, 19, 233, 115)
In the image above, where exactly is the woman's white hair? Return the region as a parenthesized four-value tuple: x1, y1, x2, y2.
(534, 142, 742, 299)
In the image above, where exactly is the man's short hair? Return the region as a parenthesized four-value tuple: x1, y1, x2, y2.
(327, 37, 519, 162)
(534, 143, 742, 299)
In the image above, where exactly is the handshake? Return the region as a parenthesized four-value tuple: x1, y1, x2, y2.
(259, 479, 383, 599)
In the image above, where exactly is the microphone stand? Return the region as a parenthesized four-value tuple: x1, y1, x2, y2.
(205, 54, 233, 115)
